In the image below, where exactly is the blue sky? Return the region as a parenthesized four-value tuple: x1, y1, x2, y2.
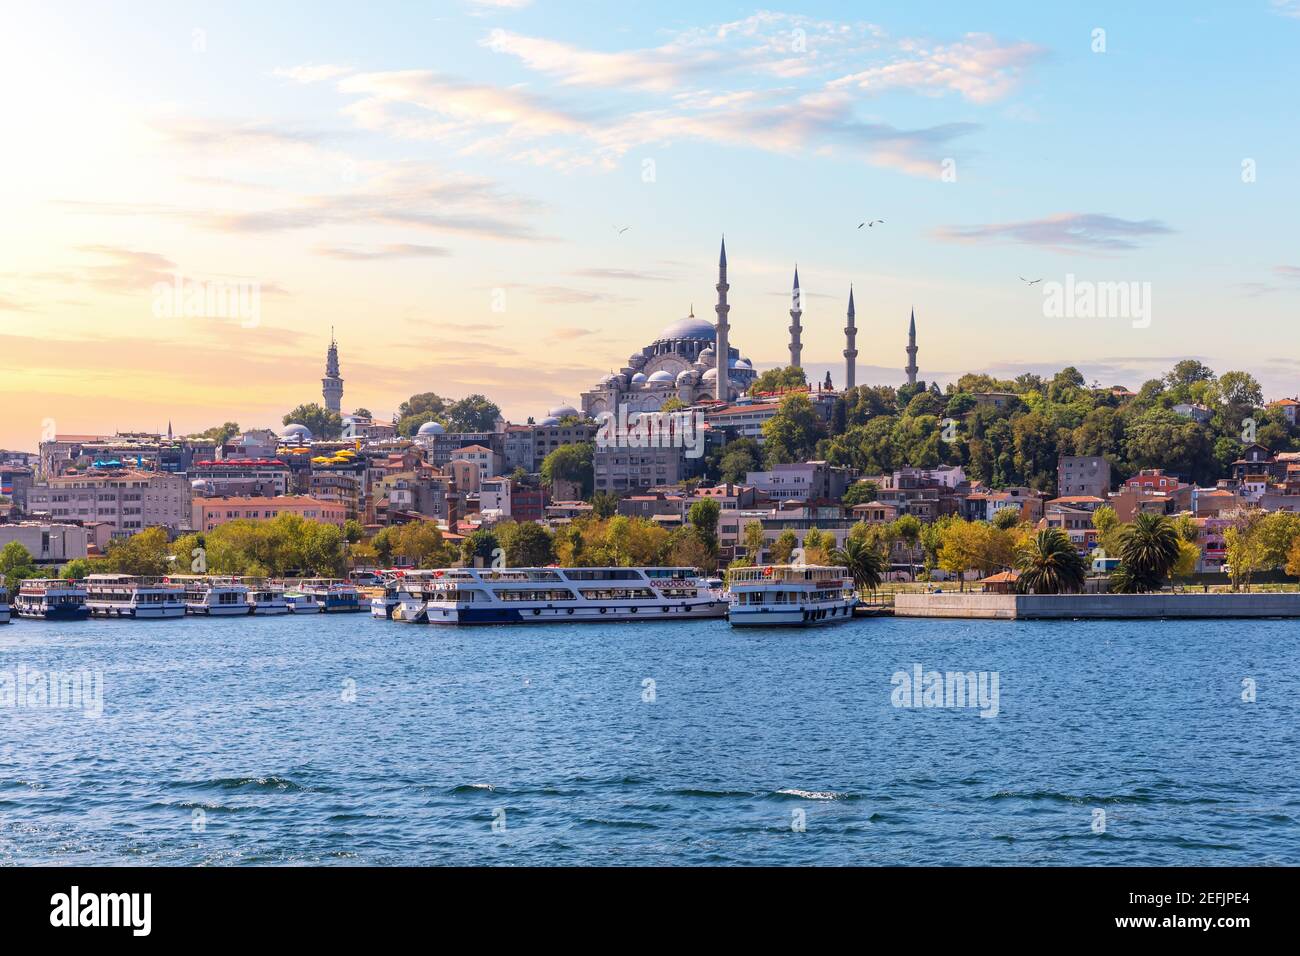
(2, 1, 1299, 447)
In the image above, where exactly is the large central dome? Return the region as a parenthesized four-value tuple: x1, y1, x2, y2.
(656, 316, 716, 342)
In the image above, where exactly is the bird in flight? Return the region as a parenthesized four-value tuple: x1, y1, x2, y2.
(614, 225, 631, 235)
(1019, 276, 1043, 286)
(858, 219, 885, 229)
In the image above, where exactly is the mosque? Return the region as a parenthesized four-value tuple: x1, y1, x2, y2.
(579, 238, 920, 418)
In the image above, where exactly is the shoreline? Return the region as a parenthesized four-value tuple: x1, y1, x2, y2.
(895, 592, 1300, 620)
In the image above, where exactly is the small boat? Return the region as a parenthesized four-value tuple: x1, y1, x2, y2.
(369, 573, 402, 619)
(246, 581, 289, 615)
(421, 566, 728, 625)
(726, 564, 859, 627)
(298, 579, 364, 613)
(84, 574, 186, 619)
(14, 578, 92, 621)
(390, 571, 442, 623)
(165, 575, 251, 616)
(0, 580, 10, 624)
(283, 589, 320, 613)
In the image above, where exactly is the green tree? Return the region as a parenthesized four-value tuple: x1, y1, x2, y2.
(0, 541, 39, 586)
(60, 557, 101, 580)
(540, 443, 594, 498)
(749, 365, 808, 393)
(1117, 513, 1181, 591)
(343, 519, 365, 544)
(445, 394, 501, 432)
(194, 422, 240, 444)
(688, 498, 721, 556)
(498, 522, 554, 567)
(842, 481, 880, 507)
(589, 490, 619, 519)
(831, 536, 885, 594)
(283, 403, 343, 440)
(396, 392, 447, 437)
(761, 393, 823, 466)
(460, 528, 501, 568)
(104, 527, 172, 576)
(770, 529, 798, 564)
(1015, 528, 1088, 594)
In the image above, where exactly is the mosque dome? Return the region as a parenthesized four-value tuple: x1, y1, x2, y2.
(646, 370, 675, 385)
(698, 346, 717, 368)
(539, 416, 561, 426)
(701, 368, 718, 382)
(628, 353, 648, 370)
(548, 404, 580, 420)
(676, 369, 698, 386)
(734, 358, 752, 370)
(417, 420, 446, 436)
(599, 373, 619, 387)
(656, 316, 716, 342)
(280, 423, 313, 441)
(630, 372, 648, 387)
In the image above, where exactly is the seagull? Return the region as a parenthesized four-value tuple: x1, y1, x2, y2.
(1019, 276, 1043, 286)
(615, 225, 631, 235)
(858, 219, 885, 229)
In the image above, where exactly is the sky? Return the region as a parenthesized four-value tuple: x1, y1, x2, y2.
(2, 0, 1299, 450)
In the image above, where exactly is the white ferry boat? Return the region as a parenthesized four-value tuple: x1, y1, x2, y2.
(246, 581, 289, 615)
(421, 567, 728, 625)
(14, 578, 92, 621)
(85, 574, 186, 619)
(369, 572, 402, 619)
(299, 579, 364, 613)
(391, 571, 445, 623)
(283, 588, 320, 613)
(0, 580, 10, 624)
(165, 576, 251, 616)
(727, 565, 859, 627)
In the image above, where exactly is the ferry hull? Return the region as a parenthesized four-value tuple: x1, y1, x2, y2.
(425, 600, 729, 625)
(370, 598, 398, 619)
(0, 607, 10, 624)
(249, 603, 290, 615)
(186, 604, 253, 616)
(16, 605, 92, 621)
(728, 600, 857, 627)
(88, 604, 185, 619)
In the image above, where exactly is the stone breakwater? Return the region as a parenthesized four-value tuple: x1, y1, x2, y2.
(895, 592, 1300, 620)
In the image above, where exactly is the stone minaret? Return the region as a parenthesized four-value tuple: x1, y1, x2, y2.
(843, 285, 858, 390)
(323, 329, 344, 413)
(788, 266, 803, 369)
(905, 308, 919, 386)
(714, 237, 730, 402)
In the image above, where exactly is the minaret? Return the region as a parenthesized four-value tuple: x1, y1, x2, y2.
(843, 285, 858, 390)
(323, 328, 344, 414)
(714, 237, 730, 402)
(905, 308, 919, 386)
(788, 266, 802, 369)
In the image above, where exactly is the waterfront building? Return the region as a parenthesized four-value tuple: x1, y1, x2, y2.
(0, 522, 91, 563)
(189, 458, 291, 498)
(593, 442, 705, 495)
(39, 432, 217, 480)
(744, 462, 851, 503)
(26, 468, 191, 535)
(1057, 455, 1112, 498)
(0, 465, 34, 511)
(190, 495, 345, 532)
(451, 444, 502, 478)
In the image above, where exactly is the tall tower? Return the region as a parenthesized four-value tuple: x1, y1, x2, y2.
(843, 285, 858, 390)
(714, 237, 730, 402)
(788, 266, 802, 369)
(323, 329, 344, 414)
(905, 308, 919, 386)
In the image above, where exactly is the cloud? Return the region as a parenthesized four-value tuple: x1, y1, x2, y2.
(75, 245, 178, 293)
(552, 326, 596, 340)
(936, 213, 1173, 253)
(829, 33, 1045, 103)
(571, 267, 672, 282)
(482, 29, 720, 92)
(1272, 1, 1300, 18)
(272, 63, 354, 84)
(315, 243, 452, 260)
(528, 285, 634, 306)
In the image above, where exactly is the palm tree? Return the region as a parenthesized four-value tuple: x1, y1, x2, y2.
(1118, 513, 1181, 592)
(831, 537, 885, 595)
(1015, 529, 1088, 594)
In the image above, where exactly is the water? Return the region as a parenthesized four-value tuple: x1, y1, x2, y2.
(1, 613, 1297, 865)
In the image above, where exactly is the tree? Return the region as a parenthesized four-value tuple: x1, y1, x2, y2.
(717, 439, 762, 484)
(749, 365, 808, 394)
(498, 522, 554, 567)
(1172, 539, 1200, 583)
(1117, 513, 1181, 591)
(104, 527, 172, 576)
(801, 526, 832, 565)
(60, 557, 101, 580)
(283, 403, 343, 440)
(831, 536, 884, 594)
(688, 498, 721, 557)
(937, 520, 983, 591)
(461, 528, 501, 568)
(991, 507, 1022, 531)
(352, 407, 372, 419)
(0, 541, 38, 586)
(761, 393, 823, 466)
(195, 422, 240, 444)
(1015, 529, 1088, 594)
(343, 519, 365, 544)
(842, 480, 879, 507)
(540, 443, 594, 498)
(736, 520, 765, 564)
(770, 529, 798, 564)
(666, 526, 713, 571)
(445, 394, 501, 432)
(589, 491, 619, 519)
(396, 392, 447, 437)
(1092, 504, 1123, 558)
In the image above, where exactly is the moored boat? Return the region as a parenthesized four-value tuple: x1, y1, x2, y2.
(283, 589, 320, 613)
(726, 564, 858, 627)
(298, 579, 364, 613)
(14, 578, 91, 621)
(165, 575, 251, 616)
(421, 566, 727, 625)
(84, 574, 186, 619)
(0, 580, 10, 624)
(246, 580, 289, 615)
